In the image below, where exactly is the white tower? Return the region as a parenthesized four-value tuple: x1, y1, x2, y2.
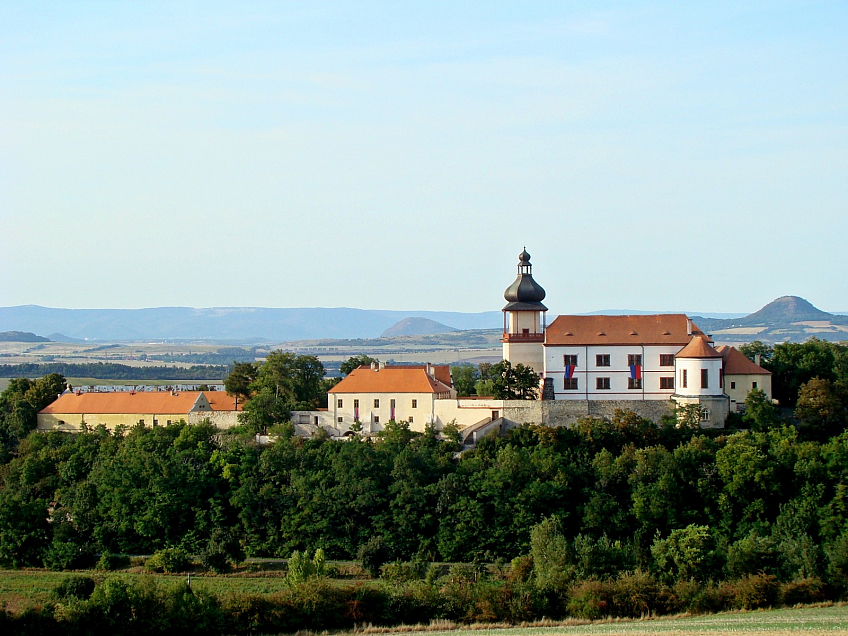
(502, 249, 547, 375)
(673, 334, 730, 427)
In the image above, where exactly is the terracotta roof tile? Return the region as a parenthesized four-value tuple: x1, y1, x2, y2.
(546, 314, 709, 346)
(39, 391, 241, 415)
(328, 366, 453, 394)
(675, 335, 722, 359)
(716, 346, 772, 375)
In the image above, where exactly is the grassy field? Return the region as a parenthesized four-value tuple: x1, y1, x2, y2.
(361, 605, 848, 636)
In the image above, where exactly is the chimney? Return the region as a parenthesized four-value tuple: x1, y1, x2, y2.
(425, 363, 433, 377)
(371, 362, 378, 371)
(686, 318, 693, 336)
(755, 354, 762, 366)
(379, 361, 385, 371)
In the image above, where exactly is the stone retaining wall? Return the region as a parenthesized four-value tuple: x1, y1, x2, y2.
(502, 399, 676, 429)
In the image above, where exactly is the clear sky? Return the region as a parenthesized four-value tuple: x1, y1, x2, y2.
(2, 1, 846, 315)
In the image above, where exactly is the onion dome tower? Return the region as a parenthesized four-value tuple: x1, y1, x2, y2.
(502, 248, 547, 375)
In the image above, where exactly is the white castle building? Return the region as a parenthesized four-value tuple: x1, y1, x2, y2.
(500, 249, 770, 426)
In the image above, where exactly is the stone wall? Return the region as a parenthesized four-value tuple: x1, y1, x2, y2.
(187, 411, 240, 429)
(502, 399, 676, 429)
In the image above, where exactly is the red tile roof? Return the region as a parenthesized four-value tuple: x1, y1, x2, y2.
(546, 314, 709, 346)
(716, 346, 772, 375)
(39, 391, 241, 415)
(328, 365, 453, 394)
(675, 335, 722, 359)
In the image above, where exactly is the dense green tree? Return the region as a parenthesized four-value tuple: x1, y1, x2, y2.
(340, 355, 379, 376)
(451, 365, 479, 397)
(489, 360, 540, 400)
(739, 340, 774, 365)
(224, 362, 258, 405)
(768, 339, 836, 407)
(742, 387, 780, 431)
(795, 378, 848, 439)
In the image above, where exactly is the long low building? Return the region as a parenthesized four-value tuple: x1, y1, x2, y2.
(37, 390, 242, 432)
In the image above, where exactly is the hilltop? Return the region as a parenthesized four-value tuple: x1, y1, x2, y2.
(380, 317, 459, 338)
(693, 296, 848, 344)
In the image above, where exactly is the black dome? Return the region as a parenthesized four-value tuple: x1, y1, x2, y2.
(503, 249, 547, 311)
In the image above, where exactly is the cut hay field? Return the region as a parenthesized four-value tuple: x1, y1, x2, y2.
(363, 604, 848, 636)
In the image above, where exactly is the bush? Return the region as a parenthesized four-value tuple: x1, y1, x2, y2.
(43, 539, 96, 571)
(781, 577, 827, 605)
(200, 529, 245, 573)
(509, 555, 533, 583)
(54, 575, 96, 600)
(608, 571, 657, 617)
(97, 550, 130, 571)
(358, 536, 390, 578)
(725, 573, 780, 609)
(566, 580, 610, 619)
(381, 560, 426, 582)
(144, 547, 191, 573)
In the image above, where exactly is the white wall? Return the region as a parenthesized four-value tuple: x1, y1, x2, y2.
(674, 357, 725, 397)
(544, 344, 681, 401)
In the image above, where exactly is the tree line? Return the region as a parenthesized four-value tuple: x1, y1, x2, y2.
(0, 363, 230, 381)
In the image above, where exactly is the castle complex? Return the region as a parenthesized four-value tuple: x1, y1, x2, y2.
(37, 249, 771, 437)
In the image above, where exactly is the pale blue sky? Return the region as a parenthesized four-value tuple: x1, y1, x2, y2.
(2, 1, 846, 315)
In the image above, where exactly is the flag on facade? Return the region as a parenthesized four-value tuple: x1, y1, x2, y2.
(354, 406, 359, 420)
(629, 365, 642, 380)
(564, 365, 576, 379)
(391, 405, 395, 420)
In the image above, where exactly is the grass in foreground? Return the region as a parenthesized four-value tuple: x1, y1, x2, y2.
(354, 604, 848, 636)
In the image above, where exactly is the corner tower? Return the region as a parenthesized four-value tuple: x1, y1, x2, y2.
(502, 248, 547, 375)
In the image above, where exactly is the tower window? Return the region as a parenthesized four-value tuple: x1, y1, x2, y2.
(596, 377, 611, 390)
(596, 354, 610, 367)
(660, 354, 675, 367)
(682, 369, 688, 388)
(701, 369, 709, 389)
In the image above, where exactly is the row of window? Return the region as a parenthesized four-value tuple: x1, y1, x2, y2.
(564, 377, 675, 390)
(563, 354, 676, 367)
(338, 399, 418, 409)
(337, 415, 415, 424)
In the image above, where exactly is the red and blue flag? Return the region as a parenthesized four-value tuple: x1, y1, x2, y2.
(629, 365, 642, 380)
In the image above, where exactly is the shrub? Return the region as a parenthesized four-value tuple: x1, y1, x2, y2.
(358, 536, 390, 578)
(144, 547, 191, 573)
(97, 550, 130, 571)
(509, 555, 534, 583)
(725, 573, 780, 609)
(566, 580, 610, 619)
(200, 529, 245, 573)
(381, 560, 425, 582)
(42, 539, 96, 571)
(54, 575, 96, 600)
(651, 525, 718, 582)
(781, 577, 827, 605)
(608, 571, 657, 617)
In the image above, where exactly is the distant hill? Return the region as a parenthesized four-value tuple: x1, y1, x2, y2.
(692, 296, 848, 344)
(381, 317, 460, 338)
(0, 305, 502, 342)
(0, 331, 50, 343)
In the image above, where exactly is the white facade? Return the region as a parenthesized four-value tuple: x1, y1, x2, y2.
(545, 345, 680, 401)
